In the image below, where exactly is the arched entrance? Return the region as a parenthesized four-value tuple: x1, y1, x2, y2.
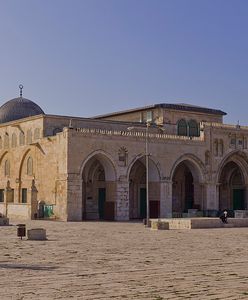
(81, 153, 116, 220)
(128, 157, 160, 219)
(219, 161, 245, 211)
(172, 160, 203, 215)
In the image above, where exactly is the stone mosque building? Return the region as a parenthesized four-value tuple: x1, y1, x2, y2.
(0, 86, 248, 221)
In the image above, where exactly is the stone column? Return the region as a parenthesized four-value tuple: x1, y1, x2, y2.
(67, 174, 82, 221)
(205, 182, 219, 210)
(160, 180, 172, 218)
(116, 176, 129, 221)
(193, 182, 205, 210)
(4, 180, 12, 217)
(30, 179, 38, 219)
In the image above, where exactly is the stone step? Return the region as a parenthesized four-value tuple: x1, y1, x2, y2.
(223, 223, 234, 228)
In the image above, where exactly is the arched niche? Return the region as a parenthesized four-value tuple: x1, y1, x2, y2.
(218, 155, 248, 212)
(128, 155, 161, 219)
(81, 152, 117, 221)
(171, 157, 204, 215)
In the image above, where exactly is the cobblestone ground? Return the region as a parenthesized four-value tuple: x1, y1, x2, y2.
(1, 220, 248, 300)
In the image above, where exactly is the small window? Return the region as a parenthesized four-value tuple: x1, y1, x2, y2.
(21, 188, 27, 203)
(34, 128, 40, 140)
(4, 134, 9, 149)
(0, 189, 4, 202)
(10, 189, 14, 203)
(19, 131, 25, 146)
(27, 157, 33, 176)
(27, 129, 32, 144)
(188, 120, 199, 137)
(11, 133, 17, 147)
(177, 119, 187, 136)
(4, 160, 10, 176)
(53, 128, 62, 135)
(146, 111, 153, 122)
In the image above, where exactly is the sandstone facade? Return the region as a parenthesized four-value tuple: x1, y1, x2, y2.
(0, 98, 247, 221)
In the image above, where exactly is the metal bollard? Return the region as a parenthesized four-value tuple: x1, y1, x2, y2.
(17, 224, 26, 240)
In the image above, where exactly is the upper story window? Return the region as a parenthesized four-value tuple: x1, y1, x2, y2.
(27, 156, 33, 176)
(11, 133, 17, 148)
(177, 119, 187, 136)
(27, 129, 32, 144)
(34, 128, 40, 140)
(188, 120, 199, 137)
(4, 134, 9, 149)
(19, 131, 25, 146)
(4, 160, 10, 176)
(146, 111, 153, 122)
(177, 119, 199, 137)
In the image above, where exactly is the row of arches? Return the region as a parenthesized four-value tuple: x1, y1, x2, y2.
(0, 128, 41, 149)
(80, 150, 247, 220)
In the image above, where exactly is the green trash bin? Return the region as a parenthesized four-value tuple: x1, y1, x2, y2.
(44, 205, 54, 218)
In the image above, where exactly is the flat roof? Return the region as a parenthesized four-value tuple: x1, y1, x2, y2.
(93, 103, 227, 118)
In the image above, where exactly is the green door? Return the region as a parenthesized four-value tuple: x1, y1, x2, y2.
(233, 189, 245, 210)
(140, 188, 147, 219)
(98, 188, 106, 219)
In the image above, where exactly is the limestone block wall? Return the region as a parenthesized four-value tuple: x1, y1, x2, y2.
(0, 117, 69, 221)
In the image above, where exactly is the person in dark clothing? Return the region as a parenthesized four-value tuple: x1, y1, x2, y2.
(220, 210, 228, 223)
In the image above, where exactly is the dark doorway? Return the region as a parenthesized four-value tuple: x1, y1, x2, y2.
(140, 188, 147, 219)
(185, 170, 194, 211)
(98, 188, 106, 219)
(233, 189, 245, 210)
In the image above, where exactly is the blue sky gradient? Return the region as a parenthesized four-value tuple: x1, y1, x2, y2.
(0, 0, 247, 124)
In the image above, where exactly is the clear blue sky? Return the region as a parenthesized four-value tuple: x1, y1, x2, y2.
(0, 0, 247, 124)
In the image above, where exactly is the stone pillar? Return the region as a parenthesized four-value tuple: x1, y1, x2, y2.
(160, 180, 172, 218)
(193, 182, 204, 210)
(116, 177, 129, 221)
(4, 180, 12, 217)
(67, 174, 82, 221)
(30, 179, 38, 220)
(205, 182, 219, 210)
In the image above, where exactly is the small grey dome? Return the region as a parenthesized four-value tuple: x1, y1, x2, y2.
(0, 97, 45, 124)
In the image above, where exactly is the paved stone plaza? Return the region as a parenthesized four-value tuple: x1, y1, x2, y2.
(1, 220, 248, 300)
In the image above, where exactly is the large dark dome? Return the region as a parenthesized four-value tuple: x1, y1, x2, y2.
(0, 97, 45, 124)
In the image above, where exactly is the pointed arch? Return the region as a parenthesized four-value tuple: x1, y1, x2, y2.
(169, 153, 205, 182)
(126, 153, 162, 182)
(80, 150, 117, 181)
(216, 150, 248, 185)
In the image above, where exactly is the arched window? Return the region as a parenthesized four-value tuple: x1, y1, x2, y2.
(11, 133, 17, 148)
(34, 128, 40, 140)
(4, 134, 9, 149)
(19, 131, 25, 146)
(214, 139, 218, 156)
(27, 129, 32, 144)
(53, 128, 62, 135)
(219, 139, 224, 156)
(0, 136, 2, 149)
(27, 156, 33, 176)
(4, 160, 10, 176)
(188, 120, 199, 137)
(205, 151, 210, 165)
(177, 119, 187, 136)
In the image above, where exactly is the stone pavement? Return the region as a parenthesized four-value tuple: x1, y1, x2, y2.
(1, 220, 248, 300)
